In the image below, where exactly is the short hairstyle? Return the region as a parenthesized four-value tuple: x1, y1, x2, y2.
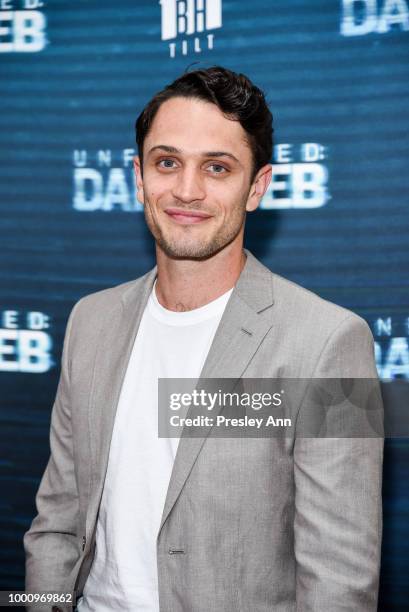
(135, 65, 274, 185)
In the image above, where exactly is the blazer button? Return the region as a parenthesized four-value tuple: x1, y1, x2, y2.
(82, 535, 86, 551)
(168, 548, 185, 555)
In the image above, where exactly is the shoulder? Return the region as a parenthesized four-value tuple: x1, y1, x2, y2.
(245, 249, 375, 368)
(67, 267, 154, 328)
(265, 269, 376, 376)
(271, 270, 371, 337)
(244, 249, 365, 334)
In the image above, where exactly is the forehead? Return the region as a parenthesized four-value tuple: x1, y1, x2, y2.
(144, 96, 251, 160)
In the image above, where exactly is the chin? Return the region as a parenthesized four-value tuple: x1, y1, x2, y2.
(158, 238, 214, 260)
(161, 236, 232, 261)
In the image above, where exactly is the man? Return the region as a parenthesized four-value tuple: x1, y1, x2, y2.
(24, 66, 383, 611)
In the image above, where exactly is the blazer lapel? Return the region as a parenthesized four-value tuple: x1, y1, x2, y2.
(87, 265, 158, 530)
(159, 249, 275, 533)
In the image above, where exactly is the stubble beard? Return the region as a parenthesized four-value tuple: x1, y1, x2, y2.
(143, 199, 248, 261)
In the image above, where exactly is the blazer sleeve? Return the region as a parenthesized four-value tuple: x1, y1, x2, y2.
(293, 315, 384, 611)
(23, 298, 83, 606)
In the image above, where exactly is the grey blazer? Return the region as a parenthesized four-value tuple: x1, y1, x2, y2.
(24, 248, 383, 612)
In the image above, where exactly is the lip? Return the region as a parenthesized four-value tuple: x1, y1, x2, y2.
(165, 207, 213, 225)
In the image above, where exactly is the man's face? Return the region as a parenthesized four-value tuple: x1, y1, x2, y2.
(134, 96, 271, 259)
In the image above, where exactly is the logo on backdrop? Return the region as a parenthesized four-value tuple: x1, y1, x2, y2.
(340, 0, 409, 36)
(372, 316, 409, 379)
(261, 143, 329, 209)
(0, 0, 47, 52)
(160, 0, 222, 58)
(71, 144, 329, 212)
(0, 309, 53, 373)
(72, 149, 141, 212)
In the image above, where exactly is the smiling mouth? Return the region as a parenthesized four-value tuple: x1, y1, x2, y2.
(165, 208, 213, 225)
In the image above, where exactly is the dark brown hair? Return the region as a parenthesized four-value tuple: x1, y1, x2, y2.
(135, 65, 274, 185)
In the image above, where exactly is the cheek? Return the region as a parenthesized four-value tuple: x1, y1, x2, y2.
(207, 182, 236, 206)
(143, 187, 159, 206)
(218, 188, 246, 215)
(147, 179, 171, 204)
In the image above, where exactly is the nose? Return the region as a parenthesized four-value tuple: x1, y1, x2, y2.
(171, 165, 206, 204)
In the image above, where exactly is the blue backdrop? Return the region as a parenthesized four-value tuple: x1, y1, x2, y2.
(1, 1, 408, 609)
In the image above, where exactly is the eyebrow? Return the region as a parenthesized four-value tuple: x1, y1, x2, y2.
(147, 144, 240, 164)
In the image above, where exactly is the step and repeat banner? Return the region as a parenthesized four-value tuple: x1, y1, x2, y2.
(1, 0, 408, 608)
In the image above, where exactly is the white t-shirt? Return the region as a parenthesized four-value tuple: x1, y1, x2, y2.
(77, 280, 233, 612)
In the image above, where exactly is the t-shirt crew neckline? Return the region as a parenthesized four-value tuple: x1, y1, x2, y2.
(148, 278, 234, 326)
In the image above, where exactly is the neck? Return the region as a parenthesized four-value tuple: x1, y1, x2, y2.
(154, 242, 246, 312)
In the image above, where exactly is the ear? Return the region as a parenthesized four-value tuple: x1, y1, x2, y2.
(133, 155, 145, 205)
(245, 163, 272, 212)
